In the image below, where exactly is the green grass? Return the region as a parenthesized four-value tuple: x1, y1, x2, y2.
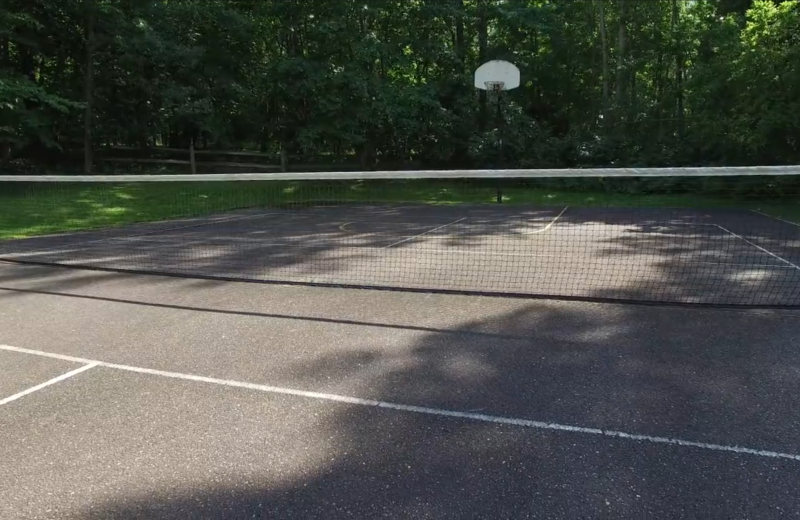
(1, 179, 798, 240)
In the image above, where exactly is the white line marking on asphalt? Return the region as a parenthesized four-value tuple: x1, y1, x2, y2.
(0, 362, 98, 406)
(1, 344, 799, 462)
(525, 206, 569, 235)
(16, 212, 298, 253)
(369, 246, 792, 268)
(339, 219, 477, 234)
(751, 209, 800, 228)
(382, 218, 467, 249)
(714, 225, 800, 271)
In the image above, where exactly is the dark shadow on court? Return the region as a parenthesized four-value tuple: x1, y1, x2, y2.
(2, 264, 800, 517)
(1, 204, 798, 307)
(0, 268, 800, 519)
(35, 290, 797, 518)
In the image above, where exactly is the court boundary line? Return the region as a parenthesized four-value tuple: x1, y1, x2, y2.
(5, 222, 746, 251)
(714, 225, 800, 271)
(2, 258, 797, 309)
(524, 206, 569, 235)
(0, 362, 98, 406)
(5, 211, 305, 255)
(368, 247, 796, 267)
(5, 244, 792, 270)
(6, 222, 797, 270)
(750, 209, 800, 228)
(382, 218, 467, 249)
(340, 210, 572, 236)
(5, 243, 795, 271)
(1, 344, 799, 462)
(339, 221, 461, 234)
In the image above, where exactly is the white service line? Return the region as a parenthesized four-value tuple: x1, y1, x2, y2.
(751, 209, 800, 228)
(339, 219, 475, 233)
(525, 206, 569, 235)
(1, 344, 799, 462)
(386, 248, 565, 258)
(382, 218, 467, 249)
(379, 247, 795, 267)
(20, 212, 297, 252)
(714, 225, 800, 271)
(0, 362, 98, 406)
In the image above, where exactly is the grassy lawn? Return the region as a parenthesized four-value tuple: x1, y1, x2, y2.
(1, 179, 798, 240)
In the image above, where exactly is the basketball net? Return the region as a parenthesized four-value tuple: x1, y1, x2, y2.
(484, 81, 505, 100)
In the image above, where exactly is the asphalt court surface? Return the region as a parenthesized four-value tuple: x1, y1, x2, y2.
(2, 264, 800, 518)
(1, 204, 799, 306)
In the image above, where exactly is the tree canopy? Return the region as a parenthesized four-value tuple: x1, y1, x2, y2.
(1, 0, 799, 170)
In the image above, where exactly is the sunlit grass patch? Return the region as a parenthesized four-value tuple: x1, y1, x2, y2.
(1, 177, 796, 239)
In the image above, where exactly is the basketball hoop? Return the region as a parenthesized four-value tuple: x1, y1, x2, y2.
(474, 61, 520, 92)
(483, 81, 506, 97)
(484, 81, 505, 93)
(473, 60, 520, 203)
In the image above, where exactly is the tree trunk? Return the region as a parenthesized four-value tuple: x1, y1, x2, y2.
(654, 14, 665, 140)
(189, 138, 196, 174)
(0, 34, 8, 68)
(477, 0, 489, 132)
(615, 0, 627, 109)
(672, 0, 685, 139)
(596, 0, 610, 125)
(455, 0, 466, 74)
(83, 0, 95, 174)
(630, 16, 638, 109)
(588, 1, 598, 127)
(0, 33, 9, 161)
(280, 146, 288, 173)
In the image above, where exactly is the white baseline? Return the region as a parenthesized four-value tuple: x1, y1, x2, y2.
(1, 344, 798, 462)
(382, 218, 467, 249)
(714, 224, 800, 271)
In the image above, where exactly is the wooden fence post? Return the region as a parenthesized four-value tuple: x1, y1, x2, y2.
(189, 139, 197, 174)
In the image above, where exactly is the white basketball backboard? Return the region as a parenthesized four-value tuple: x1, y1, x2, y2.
(474, 60, 520, 91)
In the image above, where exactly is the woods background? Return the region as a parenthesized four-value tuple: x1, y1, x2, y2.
(1, 0, 798, 173)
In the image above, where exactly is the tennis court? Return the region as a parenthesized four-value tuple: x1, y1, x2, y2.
(2, 202, 799, 307)
(4, 169, 800, 518)
(3, 261, 800, 518)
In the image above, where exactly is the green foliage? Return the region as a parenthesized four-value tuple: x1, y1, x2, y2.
(0, 74, 83, 150)
(0, 0, 798, 168)
(5, 177, 796, 240)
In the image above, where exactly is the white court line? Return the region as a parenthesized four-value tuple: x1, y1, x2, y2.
(339, 219, 501, 234)
(751, 209, 800, 228)
(377, 247, 795, 267)
(0, 362, 98, 406)
(714, 225, 800, 271)
(525, 206, 569, 235)
(7, 243, 791, 270)
(343, 209, 570, 236)
(339, 221, 438, 233)
(1, 344, 799, 462)
(12, 212, 304, 253)
(382, 218, 467, 249)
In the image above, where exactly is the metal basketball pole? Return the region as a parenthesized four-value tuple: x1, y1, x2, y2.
(496, 90, 504, 204)
(473, 60, 520, 204)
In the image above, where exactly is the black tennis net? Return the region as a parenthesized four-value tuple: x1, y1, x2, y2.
(1, 167, 799, 307)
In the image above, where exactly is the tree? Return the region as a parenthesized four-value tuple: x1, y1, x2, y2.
(1, 0, 798, 170)
(597, 0, 611, 121)
(83, 0, 94, 173)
